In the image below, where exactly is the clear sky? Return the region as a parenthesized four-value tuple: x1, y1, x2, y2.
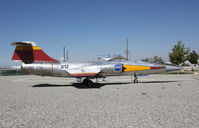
(0, 0, 199, 67)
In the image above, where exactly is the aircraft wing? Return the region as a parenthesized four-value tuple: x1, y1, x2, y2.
(108, 55, 127, 61)
(98, 55, 127, 61)
(66, 66, 101, 77)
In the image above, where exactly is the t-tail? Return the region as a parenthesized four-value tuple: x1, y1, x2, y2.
(11, 41, 58, 64)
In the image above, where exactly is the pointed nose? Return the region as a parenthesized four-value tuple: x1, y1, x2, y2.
(165, 65, 183, 71)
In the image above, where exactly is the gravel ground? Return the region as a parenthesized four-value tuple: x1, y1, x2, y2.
(0, 74, 199, 128)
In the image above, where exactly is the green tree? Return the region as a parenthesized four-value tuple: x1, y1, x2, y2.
(169, 40, 189, 66)
(188, 50, 199, 64)
(153, 56, 164, 64)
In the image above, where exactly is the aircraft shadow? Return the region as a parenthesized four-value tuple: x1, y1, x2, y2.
(32, 82, 131, 89)
(139, 80, 178, 83)
(32, 81, 178, 89)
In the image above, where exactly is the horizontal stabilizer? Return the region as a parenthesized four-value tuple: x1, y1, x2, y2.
(11, 41, 37, 46)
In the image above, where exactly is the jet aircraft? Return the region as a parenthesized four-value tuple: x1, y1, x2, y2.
(11, 41, 181, 87)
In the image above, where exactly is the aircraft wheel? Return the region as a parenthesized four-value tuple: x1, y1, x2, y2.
(83, 78, 94, 87)
(134, 79, 138, 83)
(83, 78, 89, 84)
(87, 80, 94, 88)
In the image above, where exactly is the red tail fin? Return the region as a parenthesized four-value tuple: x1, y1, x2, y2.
(11, 41, 58, 64)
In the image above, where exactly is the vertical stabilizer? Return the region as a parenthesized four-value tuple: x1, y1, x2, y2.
(11, 41, 58, 64)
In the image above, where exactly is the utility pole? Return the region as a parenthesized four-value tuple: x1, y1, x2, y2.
(66, 50, 68, 62)
(126, 38, 129, 61)
(63, 46, 66, 62)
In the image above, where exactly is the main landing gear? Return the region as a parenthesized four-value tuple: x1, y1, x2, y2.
(83, 78, 94, 87)
(133, 75, 138, 83)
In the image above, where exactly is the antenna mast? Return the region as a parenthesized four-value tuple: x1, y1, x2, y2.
(126, 38, 129, 61)
(66, 50, 68, 62)
(63, 46, 66, 62)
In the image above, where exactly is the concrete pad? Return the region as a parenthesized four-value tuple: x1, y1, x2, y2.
(0, 75, 199, 127)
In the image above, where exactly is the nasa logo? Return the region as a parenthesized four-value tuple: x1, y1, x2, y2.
(114, 64, 122, 71)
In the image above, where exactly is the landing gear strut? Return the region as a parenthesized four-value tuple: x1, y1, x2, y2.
(133, 75, 138, 83)
(83, 78, 94, 87)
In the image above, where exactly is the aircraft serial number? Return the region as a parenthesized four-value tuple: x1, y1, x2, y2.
(61, 65, 69, 69)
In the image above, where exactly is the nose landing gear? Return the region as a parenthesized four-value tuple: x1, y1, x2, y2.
(133, 75, 138, 83)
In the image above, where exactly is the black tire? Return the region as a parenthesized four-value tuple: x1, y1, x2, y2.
(87, 80, 94, 88)
(83, 78, 89, 85)
(83, 78, 94, 87)
(134, 79, 138, 83)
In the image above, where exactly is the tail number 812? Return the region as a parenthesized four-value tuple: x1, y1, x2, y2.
(61, 65, 69, 69)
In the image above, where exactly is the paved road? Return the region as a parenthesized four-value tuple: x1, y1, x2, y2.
(0, 75, 199, 128)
